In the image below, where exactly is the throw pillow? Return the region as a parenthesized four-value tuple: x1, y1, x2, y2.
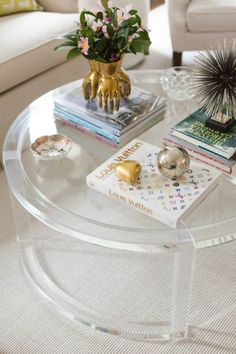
(0, 0, 43, 16)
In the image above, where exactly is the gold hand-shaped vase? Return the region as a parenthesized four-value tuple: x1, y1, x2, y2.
(82, 60, 100, 100)
(97, 59, 123, 112)
(82, 57, 131, 112)
(119, 68, 131, 98)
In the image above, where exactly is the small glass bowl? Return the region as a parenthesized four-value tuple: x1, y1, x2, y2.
(31, 134, 73, 161)
(161, 66, 194, 101)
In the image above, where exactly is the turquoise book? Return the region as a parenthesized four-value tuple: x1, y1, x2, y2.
(171, 110, 236, 159)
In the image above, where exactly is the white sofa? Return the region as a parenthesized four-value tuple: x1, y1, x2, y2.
(0, 0, 149, 163)
(0, 0, 84, 165)
(168, 0, 236, 65)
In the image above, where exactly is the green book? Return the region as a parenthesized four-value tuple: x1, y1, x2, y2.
(171, 110, 236, 159)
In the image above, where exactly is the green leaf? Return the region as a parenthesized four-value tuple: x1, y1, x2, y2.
(54, 42, 77, 51)
(95, 39, 107, 52)
(107, 23, 114, 37)
(120, 16, 138, 28)
(116, 40, 123, 50)
(129, 9, 137, 15)
(88, 33, 94, 46)
(116, 27, 129, 42)
(138, 30, 150, 41)
(136, 14, 142, 27)
(101, 0, 109, 10)
(135, 14, 142, 27)
(128, 26, 139, 35)
(83, 10, 95, 17)
(67, 48, 81, 59)
(96, 11, 103, 21)
(129, 44, 137, 55)
(116, 29, 124, 39)
(112, 8, 117, 28)
(86, 51, 97, 60)
(131, 38, 151, 55)
(117, 27, 129, 39)
(106, 8, 112, 18)
(80, 29, 87, 36)
(95, 56, 109, 63)
(63, 33, 77, 41)
(80, 11, 86, 26)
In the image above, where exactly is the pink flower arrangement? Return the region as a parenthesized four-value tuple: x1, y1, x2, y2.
(78, 37, 90, 55)
(55, 0, 151, 63)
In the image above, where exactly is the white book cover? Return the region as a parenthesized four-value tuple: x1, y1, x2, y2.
(86, 139, 221, 228)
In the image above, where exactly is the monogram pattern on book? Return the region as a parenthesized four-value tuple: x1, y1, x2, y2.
(117, 150, 214, 213)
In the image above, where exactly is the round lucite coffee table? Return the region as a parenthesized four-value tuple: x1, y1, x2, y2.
(3, 70, 236, 341)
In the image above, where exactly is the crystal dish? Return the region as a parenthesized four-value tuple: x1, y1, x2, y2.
(31, 134, 72, 160)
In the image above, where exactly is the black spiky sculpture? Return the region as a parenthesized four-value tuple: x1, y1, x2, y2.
(192, 42, 236, 131)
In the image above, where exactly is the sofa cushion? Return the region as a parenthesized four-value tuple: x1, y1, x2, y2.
(37, 0, 78, 13)
(186, 0, 236, 33)
(0, 11, 79, 93)
(0, 0, 43, 16)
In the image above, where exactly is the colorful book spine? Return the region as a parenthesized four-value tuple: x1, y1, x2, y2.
(55, 105, 165, 149)
(54, 108, 120, 143)
(55, 86, 166, 139)
(55, 103, 121, 137)
(57, 116, 118, 147)
(163, 137, 235, 174)
(171, 130, 233, 159)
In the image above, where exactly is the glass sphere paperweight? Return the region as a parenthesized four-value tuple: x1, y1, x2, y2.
(161, 66, 194, 101)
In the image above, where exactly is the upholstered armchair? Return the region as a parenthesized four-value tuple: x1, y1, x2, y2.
(168, 0, 236, 65)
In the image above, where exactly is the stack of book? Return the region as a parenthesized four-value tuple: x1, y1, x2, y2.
(54, 86, 166, 147)
(164, 109, 236, 174)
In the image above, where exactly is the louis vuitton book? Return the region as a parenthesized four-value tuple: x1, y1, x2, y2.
(86, 139, 221, 228)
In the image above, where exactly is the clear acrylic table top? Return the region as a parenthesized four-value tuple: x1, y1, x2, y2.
(4, 70, 236, 251)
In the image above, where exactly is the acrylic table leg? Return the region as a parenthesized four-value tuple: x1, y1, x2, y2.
(168, 232, 196, 340)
